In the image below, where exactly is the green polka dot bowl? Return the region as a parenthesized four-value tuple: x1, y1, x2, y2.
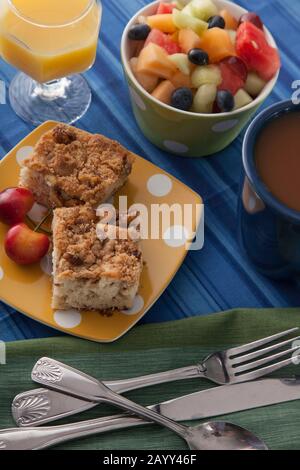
(121, 0, 279, 157)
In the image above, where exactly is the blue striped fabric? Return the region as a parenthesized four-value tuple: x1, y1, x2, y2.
(0, 0, 299, 342)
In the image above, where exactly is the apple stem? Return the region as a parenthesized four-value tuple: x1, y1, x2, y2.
(34, 210, 52, 233)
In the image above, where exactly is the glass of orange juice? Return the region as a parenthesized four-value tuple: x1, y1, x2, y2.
(0, 0, 102, 125)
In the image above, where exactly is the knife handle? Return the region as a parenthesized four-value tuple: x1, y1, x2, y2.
(0, 413, 150, 450)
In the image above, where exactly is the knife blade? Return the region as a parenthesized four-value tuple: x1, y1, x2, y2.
(12, 377, 300, 427)
(155, 376, 300, 421)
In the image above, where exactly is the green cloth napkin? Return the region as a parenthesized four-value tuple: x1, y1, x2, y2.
(1, 308, 300, 450)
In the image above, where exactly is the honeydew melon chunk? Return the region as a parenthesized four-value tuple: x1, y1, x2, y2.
(193, 83, 217, 113)
(234, 89, 253, 110)
(244, 72, 267, 97)
(190, 0, 218, 21)
(182, 3, 195, 16)
(169, 53, 192, 75)
(191, 64, 221, 88)
(173, 8, 208, 36)
(137, 15, 147, 24)
(227, 29, 237, 45)
(175, 0, 192, 9)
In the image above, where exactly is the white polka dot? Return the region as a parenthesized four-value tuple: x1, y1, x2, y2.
(163, 140, 189, 154)
(27, 203, 48, 224)
(0, 267, 3, 281)
(163, 225, 189, 248)
(54, 310, 82, 329)
(129, 87, 146, 111)
(147, 174, 173, 197)
(40, 254, 53, 276)
(16, 146, 34, 166)
(212, 120, 239, 133)
(122, 295, 144, 316)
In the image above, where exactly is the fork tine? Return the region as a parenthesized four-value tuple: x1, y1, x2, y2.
(230, 335, 300, 366)
(233, 355, 300, 383)
(233, 345, 300, 373)
(227, 327, 299, 357)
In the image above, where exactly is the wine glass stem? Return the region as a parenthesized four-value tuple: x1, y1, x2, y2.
(33, 78, 71, 101)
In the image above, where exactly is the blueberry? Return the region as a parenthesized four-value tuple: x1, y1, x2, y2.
(208, 15, 226, 29)
(128, 24, 151, 41)
(216, 90, 235, 112)
(171, 88, 193, 111)
(188, 48, 209, 66)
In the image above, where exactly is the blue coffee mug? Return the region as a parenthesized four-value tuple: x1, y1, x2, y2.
(238, 99, 300, 279)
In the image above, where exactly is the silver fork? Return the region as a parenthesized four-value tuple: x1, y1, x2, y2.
(13, 327, 300, 427)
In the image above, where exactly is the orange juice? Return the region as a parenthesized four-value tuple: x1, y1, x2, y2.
(0, 0, 101, 83)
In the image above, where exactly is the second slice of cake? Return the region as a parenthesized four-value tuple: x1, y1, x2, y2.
(52, 205, 143, 311)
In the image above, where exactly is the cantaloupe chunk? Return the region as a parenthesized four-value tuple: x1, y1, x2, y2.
(220, 9, 239, 30)
(151, 80, 175, 105)
(130, 57, 159, 93)
(137, 43, 177, 80)
(200, 28, 236, 63)
(147, 14, 177, 33)
(171, 30, 179, 43)
(178, 29, 202, 53)
(170, 70, 192, 88)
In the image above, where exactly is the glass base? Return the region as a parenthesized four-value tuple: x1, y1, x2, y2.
(9, 73, 92, 126)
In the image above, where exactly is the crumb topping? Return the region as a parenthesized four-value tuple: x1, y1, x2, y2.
(53, 205, 142, 284)
(23, 124, 135, 207)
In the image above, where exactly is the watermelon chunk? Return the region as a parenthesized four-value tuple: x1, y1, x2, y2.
(145, 29, 181, 54)
(218, 56, 248, 95)
(236, 22, 280, 81)
(157, 2, 176, 14)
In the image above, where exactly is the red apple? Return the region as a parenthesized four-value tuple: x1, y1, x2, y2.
(4, 223, 50, 265)
(0, 187, 35, 226)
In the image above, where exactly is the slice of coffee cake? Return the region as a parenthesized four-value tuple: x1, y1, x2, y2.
(20, 124, 134, 209)
(52, 205, 142, 311)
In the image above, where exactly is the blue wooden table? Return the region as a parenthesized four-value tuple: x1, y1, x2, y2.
(0, 0, 299, 342)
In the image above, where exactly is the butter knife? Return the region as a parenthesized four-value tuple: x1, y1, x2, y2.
(12, 376, 300, 427)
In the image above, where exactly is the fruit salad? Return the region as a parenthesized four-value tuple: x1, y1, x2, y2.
(127, 0, 280, 114)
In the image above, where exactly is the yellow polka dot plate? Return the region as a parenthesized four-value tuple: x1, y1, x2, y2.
(0, 121, 202, 342)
